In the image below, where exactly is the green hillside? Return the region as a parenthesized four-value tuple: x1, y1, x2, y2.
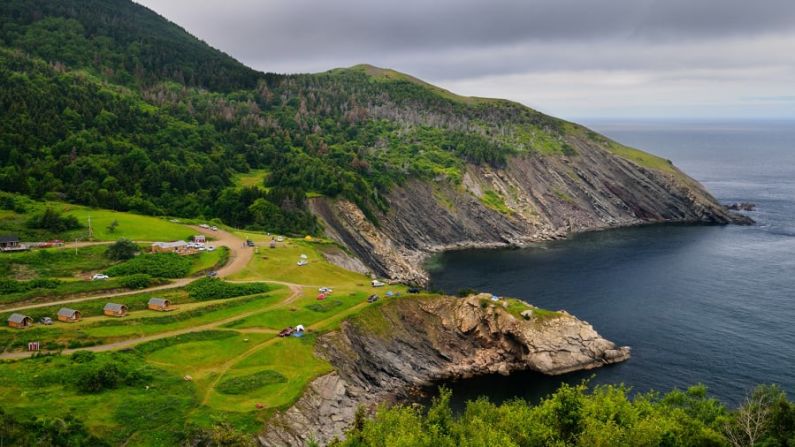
(0, 0, 646, 237)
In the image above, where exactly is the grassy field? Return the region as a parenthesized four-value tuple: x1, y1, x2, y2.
(0, 229, 415, 445)
(232, 168, 270, 189)
(0, 195, 193, 242)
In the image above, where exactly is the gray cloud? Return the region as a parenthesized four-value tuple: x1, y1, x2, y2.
(136, 0, 795, 119)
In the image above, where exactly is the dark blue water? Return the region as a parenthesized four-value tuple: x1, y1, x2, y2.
(429, 120, 795, 407)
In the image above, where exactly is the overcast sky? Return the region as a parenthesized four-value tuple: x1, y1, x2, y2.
(135, 0, 795, 120)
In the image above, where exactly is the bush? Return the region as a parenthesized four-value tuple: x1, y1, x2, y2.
(105, 238, 139, 260)
(71, 350, 96, 363)
(119, 273, 153, 289)
(186, 278, 268, 300)
(75, 361, 148, 393)
(0, 278, 61, 294)
(216, 370, 286, 395)
(105, 253, 191, 278)
(26, 207, 81, 232)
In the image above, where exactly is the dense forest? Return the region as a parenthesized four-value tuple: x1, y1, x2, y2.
(0, 0, 578, 235)
(333, 384, 795, 447)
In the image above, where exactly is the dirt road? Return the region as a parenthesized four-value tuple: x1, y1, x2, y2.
(0, 282, 303, 360)
(0, 226, 252, 314)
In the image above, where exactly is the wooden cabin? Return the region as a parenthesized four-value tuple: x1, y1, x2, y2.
(147, 297, 173, 312)
(7, 313, 32, 329)
(0, 235, 26, 252)
(103, 303, 128, 317)
(57, 307, 81, 323)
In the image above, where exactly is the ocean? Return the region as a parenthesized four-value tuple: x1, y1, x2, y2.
(428, 120, 795, 407)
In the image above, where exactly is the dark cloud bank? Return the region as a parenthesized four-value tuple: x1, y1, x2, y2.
(137, 0, 795, 119)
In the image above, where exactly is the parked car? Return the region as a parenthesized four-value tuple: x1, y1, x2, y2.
(246, 239, 255, 247)
(408, 287, 421, 294)
(199, 224, 210, 229)
(318, 287, 333, 294)
(367, 294, 379, 303)
(206, 270, 218, 278)
(92, 274, 109, 281)
(40, 317, 53, 325)
(297, 260, 308, 266)
(371, 280, 385, 287)
(211, 226, 218, 231)
(206, 245, 216, 251)
(278, 327, 294, 337)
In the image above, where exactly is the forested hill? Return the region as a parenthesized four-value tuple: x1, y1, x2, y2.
(0, 0, 260, 90)
(0, 0, 725, 240)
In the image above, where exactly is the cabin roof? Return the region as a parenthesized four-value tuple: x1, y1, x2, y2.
(104, 303, 127, 312)
(8, 313, 30, 323)
(58, 308, 79, 317)
(152, 240, 187, 248)
(148, 298, 169, 306)
(0, 235, 19, 243)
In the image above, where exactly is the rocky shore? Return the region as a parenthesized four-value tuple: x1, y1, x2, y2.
(311, 145, 750, 285)
(259, 295, 630, 446)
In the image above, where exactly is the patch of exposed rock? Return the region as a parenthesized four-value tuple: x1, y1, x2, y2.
(310, 138, 752, 285)
(259, 295, 630, 446)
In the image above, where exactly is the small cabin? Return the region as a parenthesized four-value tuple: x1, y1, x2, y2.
(57, 307, 81, 323)
(103, 303, 128, 317)
(8, 313, 32, 329)
(194, 234, 206, 244)
(148, 297, 173, 312)
(0, 235, 26, 252)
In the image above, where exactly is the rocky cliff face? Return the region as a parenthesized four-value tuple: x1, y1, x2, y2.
(259, 295, 630, 446)
(310, 132, 747, 284)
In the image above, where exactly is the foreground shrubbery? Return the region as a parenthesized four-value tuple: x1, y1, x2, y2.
(332, 383, 795, 447)
(105, 253, 191, 278)
(0, 278, 61, 294)
(186, 278, 269, 300)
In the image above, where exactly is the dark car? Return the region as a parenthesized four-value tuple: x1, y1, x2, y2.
(367, 294, 379, 303)
(246, 239, 255, 247)
(278, 327, 294, 337)
(206, 270, 218, 278)
(408, 287, 421, 294)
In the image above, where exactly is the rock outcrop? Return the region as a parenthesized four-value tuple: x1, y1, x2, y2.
(310, 138, 751, 285)
(259, 295, 630, 446)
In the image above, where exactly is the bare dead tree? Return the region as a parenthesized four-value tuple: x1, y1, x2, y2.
(723, 388, 775, 447)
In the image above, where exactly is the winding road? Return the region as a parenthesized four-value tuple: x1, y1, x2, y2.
(0, 226, 252, 314)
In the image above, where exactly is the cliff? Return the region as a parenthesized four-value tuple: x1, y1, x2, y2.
(259, 295, 630, 446)
(310, 128, 748, 284)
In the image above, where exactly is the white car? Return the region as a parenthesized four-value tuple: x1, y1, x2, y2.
(297, 260, 308, 266)
(210, 226, 218, 231)
(371, 280, 385, 287)
(199, 224, 210, 229)
(92, 274, 109, 281)
(207, 245, 216, 252)
(318, 287, 333, 294)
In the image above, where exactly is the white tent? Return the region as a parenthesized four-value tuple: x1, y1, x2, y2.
(295, 324, 305, 332)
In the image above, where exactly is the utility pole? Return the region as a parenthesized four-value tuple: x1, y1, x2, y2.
(87, 215, 93, 240)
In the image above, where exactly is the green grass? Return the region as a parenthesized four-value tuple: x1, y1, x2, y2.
(607, 141, 677, 174)
(229, 233, 371, 286)
(0, 244, 120, 280)
(480, 190, 512, 214)
(189, 247, 228, 275)
(216, 369, 287, 395)
(232, 168, 269, 189)
(0, 196, 194, 242)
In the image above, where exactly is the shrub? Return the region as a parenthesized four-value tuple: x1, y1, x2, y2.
(186, 278, 268, 300)
(75, 361, 148, 393)
(216, 370, 286, 395)
(105, 253, 191, 278)
(0, 278, 61, 294)
(105, 238, 139, 260)
(26, 208, 81, 232)
(119, 273, 153, 289)
(71, 350, 96, 363)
